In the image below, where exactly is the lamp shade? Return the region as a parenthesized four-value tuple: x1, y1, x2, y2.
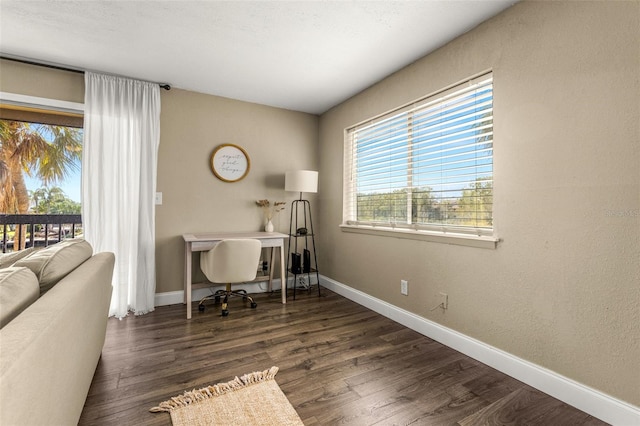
(285, 170, 318, 193)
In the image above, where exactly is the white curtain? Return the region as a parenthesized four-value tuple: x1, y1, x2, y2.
(82, 72, 160, 318)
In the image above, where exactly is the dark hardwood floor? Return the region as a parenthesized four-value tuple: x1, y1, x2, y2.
(80, 289, 607, 425)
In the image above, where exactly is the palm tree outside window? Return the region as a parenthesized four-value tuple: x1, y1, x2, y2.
(0, 117, 83, 250)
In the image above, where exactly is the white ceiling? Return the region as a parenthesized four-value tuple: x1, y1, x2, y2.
(0, 0, 515, 114)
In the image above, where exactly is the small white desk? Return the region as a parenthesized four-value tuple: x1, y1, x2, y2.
(183, 231, 288, 319)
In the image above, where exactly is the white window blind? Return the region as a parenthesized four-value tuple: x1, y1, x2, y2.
(344, 73, 493, 236)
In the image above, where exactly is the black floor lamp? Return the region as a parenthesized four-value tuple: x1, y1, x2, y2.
(285, 170, 320, 299)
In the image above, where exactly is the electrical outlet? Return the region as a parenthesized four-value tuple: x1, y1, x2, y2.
(439, 292, 448, 309)
(401, 280, 408, 295)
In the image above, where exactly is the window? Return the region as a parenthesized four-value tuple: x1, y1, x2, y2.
(343, 73, 494, 239)
(1, 94, 84, 251)
(0, 113, 83, 215)
(0, 94, 84, 214)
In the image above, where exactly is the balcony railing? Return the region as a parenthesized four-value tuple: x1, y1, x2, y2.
(0, 214, 82, 253)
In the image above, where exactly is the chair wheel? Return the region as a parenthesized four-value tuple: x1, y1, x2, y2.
(221, 309, 229, 316)
(198, 304, 205, 312)
(250, 302, 257, 309)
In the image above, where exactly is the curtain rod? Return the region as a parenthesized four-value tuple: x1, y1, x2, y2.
(1, 56, 171, 91)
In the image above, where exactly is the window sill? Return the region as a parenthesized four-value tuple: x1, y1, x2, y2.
(339, 224, 499, 249)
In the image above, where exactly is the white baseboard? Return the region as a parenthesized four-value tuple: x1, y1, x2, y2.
(319, 275, 640, 426)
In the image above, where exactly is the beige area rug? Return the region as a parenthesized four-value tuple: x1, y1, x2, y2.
(150, 366, 303, 426)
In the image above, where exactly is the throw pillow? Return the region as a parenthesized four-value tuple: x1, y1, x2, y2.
(0, 247, 35, 269)
(14, 239, 93, 294)
(0, 267, 39, 328)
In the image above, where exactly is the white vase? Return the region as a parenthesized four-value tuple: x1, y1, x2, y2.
(265, 219, 274, 232)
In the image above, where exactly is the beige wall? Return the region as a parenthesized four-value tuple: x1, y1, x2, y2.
(0, 59, 84, 103)
(318, 1, 639, 406)
(156, 89, 318, 292)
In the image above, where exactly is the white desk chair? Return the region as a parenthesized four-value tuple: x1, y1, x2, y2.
(198, 239, 262, 316)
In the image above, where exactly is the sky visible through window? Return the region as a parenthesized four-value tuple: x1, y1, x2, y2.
(24, 163, 81, 203)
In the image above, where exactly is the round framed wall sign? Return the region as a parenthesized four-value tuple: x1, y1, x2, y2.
(210, 144, 250, 182)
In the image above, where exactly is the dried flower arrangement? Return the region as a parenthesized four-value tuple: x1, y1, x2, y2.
(256, 199, 286, 221)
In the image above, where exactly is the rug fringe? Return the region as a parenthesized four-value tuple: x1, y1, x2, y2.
(150, 366, 279, 413)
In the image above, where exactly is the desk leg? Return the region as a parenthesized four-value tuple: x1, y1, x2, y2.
(268, 247, 276, 293)
(280, 243, 286, 304)
(185, 242, 192, 319)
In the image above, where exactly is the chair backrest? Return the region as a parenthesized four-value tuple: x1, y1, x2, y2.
(199, 239, 262, 284)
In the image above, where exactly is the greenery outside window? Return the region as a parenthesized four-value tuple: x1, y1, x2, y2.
(343, 72, 494, 241)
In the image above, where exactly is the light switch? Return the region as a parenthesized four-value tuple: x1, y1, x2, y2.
(155, 192, 163, 205)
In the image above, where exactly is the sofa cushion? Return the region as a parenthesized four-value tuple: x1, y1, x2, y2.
(0, 267, 39, 328)
(14, 239, 93, 294)
(0, 247, 35, 269)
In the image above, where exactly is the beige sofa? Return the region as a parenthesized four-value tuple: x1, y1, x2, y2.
(0, 239, 114, 426)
